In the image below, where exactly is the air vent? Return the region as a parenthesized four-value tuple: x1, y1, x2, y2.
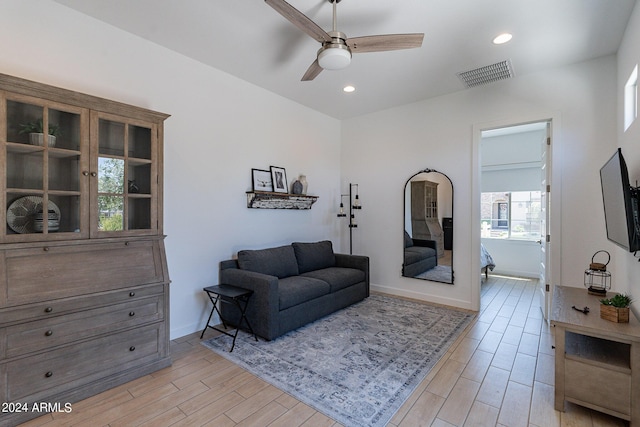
(457, 60, 514, 88)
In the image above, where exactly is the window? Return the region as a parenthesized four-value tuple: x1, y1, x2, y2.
(481, 191, 541, 240)
(624, 65, 638, 131)
(496, 202, 509, 228)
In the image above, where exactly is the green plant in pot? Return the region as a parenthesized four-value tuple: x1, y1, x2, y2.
(19, 119, 60, 147)
(599, 293, 632, 323)
(600, 293, 632, 307)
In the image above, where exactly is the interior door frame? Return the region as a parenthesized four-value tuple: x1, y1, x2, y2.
(539, 122, 552, 320)
(471, 113, 563, 316)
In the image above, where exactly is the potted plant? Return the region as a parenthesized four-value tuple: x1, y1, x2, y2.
(19, 119, 60, 147)
(599, 293, 632, 323)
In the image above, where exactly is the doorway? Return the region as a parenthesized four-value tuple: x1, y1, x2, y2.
(477, 120, 553, 320)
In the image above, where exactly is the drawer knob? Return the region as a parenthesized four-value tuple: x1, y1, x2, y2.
(45, 330, 53, 336)
(43, 247, 49, 252)
(82, 171, 89, 176)
(90, 172, 97, 177)
(129, 292, 136, 297)
(129, 346, 136, 352)
(45, 371, 53, 378)
(129, 311, 135, 317)
(44, 307, 53, 313)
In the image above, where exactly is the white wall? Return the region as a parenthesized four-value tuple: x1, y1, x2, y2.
(342, 55, 618, 310)
(617, 2, 640, 316)
(0, 0, 634, 335)
(0, 1, 342, 339)
(481, 238, 539, 278)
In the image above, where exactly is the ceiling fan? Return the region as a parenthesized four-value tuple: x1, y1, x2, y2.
(265, 0, 424, 81)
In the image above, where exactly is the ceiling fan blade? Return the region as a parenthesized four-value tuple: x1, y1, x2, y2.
(348, 33, 424, 53)
(265, 0, 332, 43)
(301, 59, 323, 81)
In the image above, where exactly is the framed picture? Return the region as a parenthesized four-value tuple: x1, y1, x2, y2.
(252, 168, 273, 192)
(270, 166, 288, 193)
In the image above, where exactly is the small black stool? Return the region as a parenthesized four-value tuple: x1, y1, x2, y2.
(200, 284, 258, 351)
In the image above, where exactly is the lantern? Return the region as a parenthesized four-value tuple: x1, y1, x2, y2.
(584, 250, 611, 296)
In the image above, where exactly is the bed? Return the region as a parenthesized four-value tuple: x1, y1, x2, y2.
(481, 243, 496, 280)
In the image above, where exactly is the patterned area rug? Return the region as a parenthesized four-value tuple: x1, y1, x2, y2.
(416, 265, 453, 282)
(202, 294, 474, 427)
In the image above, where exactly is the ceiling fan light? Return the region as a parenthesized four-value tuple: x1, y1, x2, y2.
(318, 46, 351, 70)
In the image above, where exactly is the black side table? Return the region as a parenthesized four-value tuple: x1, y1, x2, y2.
(200, 284, 258, 351)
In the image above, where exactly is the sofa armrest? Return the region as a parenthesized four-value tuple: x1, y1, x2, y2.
(335, 253, 370, 296)
(412, 239, 436, 249)
(220, 268, 280, 340)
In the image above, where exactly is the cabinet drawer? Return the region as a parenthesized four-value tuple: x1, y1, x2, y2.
(6, 323, 163, 401)
(2, 240, 166, 306)
(5, 296, 163, 358)
(565, 358, 631, 416)
(0, 283, 164, 326)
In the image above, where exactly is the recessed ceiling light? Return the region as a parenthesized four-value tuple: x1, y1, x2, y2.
(493, 33, 513, 45)
(343, 85, 355, 93)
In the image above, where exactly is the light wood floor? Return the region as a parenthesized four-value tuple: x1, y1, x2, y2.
(21, 275, 627, 427)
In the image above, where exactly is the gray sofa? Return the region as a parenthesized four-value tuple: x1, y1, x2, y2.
(219, 240, 369, 340)
(403, 231, 437, 277)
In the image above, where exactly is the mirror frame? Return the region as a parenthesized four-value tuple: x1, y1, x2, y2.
(403, 168, 454, 284)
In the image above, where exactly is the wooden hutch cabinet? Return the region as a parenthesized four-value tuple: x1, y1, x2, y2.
(411, 180, 444, 257)
(0, 74, 170, 427)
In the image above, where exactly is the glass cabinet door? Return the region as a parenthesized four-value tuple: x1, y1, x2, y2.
(91, 112, 157, 237)
(2, 94, 88, 241)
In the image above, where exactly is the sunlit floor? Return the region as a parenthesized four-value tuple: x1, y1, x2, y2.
(23, 275, 627, 426)
(388, 274, 626, 426)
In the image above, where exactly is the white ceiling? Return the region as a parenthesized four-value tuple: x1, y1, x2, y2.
(53, 0, 636, 119)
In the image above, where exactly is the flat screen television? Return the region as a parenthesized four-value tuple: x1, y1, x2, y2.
(600, 148, 640, 252)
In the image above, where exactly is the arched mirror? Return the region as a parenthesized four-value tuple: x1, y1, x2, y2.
(403, 169, 453, 284)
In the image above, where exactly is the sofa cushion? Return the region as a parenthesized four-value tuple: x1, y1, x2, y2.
(404, 231, 414, 248)
(301, 267, 365, 293)
(237, 245, 299, 279)
(292, 240, 336, 274)
(404, 246, 436, 265)
(278, 276, 331, 310)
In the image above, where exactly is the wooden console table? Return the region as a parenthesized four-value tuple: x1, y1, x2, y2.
(551, 285, 640, 424)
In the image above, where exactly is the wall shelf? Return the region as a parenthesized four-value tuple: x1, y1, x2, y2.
(246, 191, 318, 209)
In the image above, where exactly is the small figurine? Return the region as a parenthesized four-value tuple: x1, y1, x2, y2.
(128, 180, 140, 193)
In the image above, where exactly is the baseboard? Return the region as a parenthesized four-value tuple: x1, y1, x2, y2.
(370, 283, 475, 311)
(171, 321, 208, 340)
(490, 268, 538, 279)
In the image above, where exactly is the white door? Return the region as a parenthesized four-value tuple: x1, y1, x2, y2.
(538, 122, 552, 320)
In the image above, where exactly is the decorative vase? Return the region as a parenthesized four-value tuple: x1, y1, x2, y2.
(299, 174, 308, 195)
(29, 132, 56, 147)
(291, 179, 303, 195)
(600, 304, 629, 323)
